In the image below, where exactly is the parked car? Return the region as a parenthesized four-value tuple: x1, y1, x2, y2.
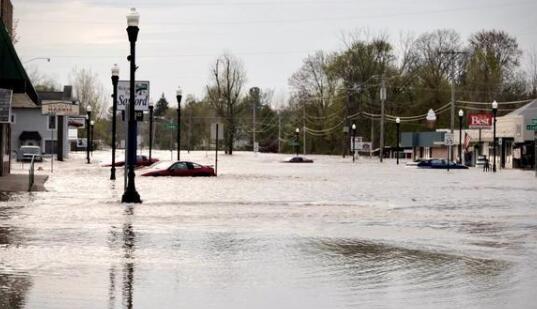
(281, 156, 314, 163)
(104, 155, 159, 167)
(141, 161, 216, 177)
(417, 159, 468, 169)
(17, 145, 43, 162)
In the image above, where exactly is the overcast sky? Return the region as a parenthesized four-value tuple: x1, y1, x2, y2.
(13, 0, 537, 107)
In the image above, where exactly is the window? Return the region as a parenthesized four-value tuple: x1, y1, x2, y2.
(48, 115, 57, 130)
(192, 163, 203, 169)
(10, 114, 15, 124)
(171, 162, 188, 170)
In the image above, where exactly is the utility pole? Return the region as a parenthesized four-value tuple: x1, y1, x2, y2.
(303, 105, 306, 155)
(278, 112, 281, 153)
(439, 50, 466, 163)
(379, 76, 386, 163)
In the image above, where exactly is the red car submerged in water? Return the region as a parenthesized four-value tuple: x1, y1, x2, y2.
(104, 155, 159, 168)
(141, 161, 216, 177)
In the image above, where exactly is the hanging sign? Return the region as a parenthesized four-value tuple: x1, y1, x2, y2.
(117, 80, 150, 111)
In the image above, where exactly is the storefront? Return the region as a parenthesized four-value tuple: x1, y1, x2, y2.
(0, 15, 40, 176)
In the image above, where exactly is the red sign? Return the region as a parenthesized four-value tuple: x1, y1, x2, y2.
(468, 113, 493, 129)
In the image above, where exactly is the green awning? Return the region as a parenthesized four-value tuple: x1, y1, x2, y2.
(0, 21, 39, 105)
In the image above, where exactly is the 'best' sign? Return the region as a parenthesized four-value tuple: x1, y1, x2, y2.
(468, 113, 492, 129)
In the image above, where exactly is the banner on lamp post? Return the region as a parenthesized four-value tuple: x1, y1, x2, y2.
(117, 80, 150, 112)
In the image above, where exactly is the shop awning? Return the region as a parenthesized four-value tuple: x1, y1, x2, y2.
(0, 21, 39, 105)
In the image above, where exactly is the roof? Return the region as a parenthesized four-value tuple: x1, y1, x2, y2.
(12, 93, 39, 109)
(505, 99, 537, 117)
(0, 21, 39, 105)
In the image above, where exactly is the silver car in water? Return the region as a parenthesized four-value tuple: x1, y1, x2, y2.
(17, 145, 43, 162)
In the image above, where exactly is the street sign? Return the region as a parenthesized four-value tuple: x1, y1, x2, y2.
(444, 133, 454, 146)
(0, 88, 13, 123)
(350, 136, 363, 149)
(117, 80, 150, 111)
(165, 123, 177, 129)
(135, 111, 144, 121)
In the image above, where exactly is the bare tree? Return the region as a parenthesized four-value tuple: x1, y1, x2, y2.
(206, 53, 246, 154)
(26, 66, 60, 91)
(69, 67, 108, 119)
(527, 48, 537, 97)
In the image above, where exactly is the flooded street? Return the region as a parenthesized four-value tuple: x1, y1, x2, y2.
(1, 150, 537, 308)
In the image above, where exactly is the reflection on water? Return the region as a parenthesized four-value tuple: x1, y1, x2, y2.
(108, 206, 136, 309)
(0, 151, 536, 308)
(0, 208, 32, 308)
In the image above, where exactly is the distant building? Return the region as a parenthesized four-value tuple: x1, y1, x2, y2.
(401, 99, 537, 169)
(11, 86, 79, 161)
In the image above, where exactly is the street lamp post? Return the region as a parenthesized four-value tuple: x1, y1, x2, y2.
(148, 103, 154, 161)
(396, 117, 400, 165)
(86, 106, 91, 164)
(90, 120, 95, 158)
(458, 109, 464, 164)
(176, 87, 182, 161)
(295, 128, 300, 157)
(492, 100, 498, 173)
(352, 123, 356, 163)
(110, 64, 119, 180)
(122, 7, 141, 204)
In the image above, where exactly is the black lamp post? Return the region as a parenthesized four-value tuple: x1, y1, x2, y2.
(86, 105, 91, 164)
(110, 64, 119, 180)
(352, 123, 356, 163)
(396, 117, 400, 165)
(176, 87, 182, 161)
(492, 100, 498, 173)
(90, 120, 95, 157)
(122, 7, 141, 204)
(148, 103, 153, 161)
(458, 109, 464, 164)
(295, 128, 299, 157)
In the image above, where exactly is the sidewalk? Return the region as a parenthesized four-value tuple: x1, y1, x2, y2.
(0, 173, 48, 192)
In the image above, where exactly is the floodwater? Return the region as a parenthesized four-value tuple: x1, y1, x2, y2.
(1, 150, 537, 308)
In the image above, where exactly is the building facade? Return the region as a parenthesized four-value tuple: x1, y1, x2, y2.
(0, 2, 40, 176)
(11, 86, 78, 160)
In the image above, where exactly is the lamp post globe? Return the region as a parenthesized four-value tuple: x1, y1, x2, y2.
(492, 100, 498, 172)
(396, 117, 401, 165)
(122, 7, 141, 203)
(176, 86, 183, 161)
(458, 109, 464, 164)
